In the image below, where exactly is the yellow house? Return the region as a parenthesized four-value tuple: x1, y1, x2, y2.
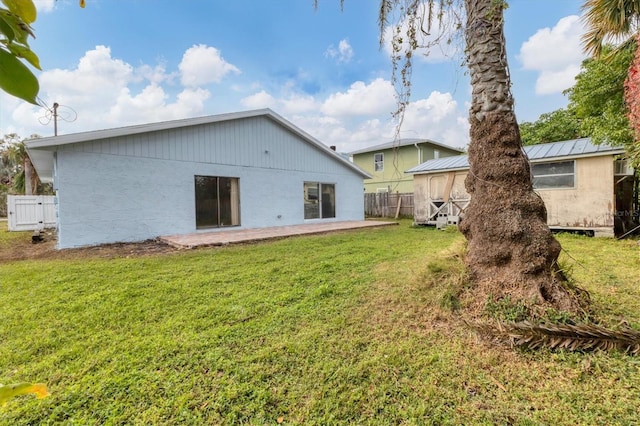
(407, 138, 637, 237)
(350, 138, 464, 193)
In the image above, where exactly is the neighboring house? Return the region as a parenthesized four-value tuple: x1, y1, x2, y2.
(350, 138, 464, 193)
(407, 138, 637, 237)
(26, 109, 371, 248)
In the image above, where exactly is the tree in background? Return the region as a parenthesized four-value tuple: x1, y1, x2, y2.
(624, 34, 640, 164)
(0, 133, 40, 195)
(581, 0, 640, 58)
(519, 42, 635, 152)
(581, 0, 640, 165)
(377, 0, 582, 314)
(519, 109, 584, 146)
(567, 43, 636, 152)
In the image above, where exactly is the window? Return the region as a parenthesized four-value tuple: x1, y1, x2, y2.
(532, 161, 575, 189)
(374, 153, 384, 172)
(195, 176, 240, 228)
(433, 149, 440, 159)
(304, 182, 336, 219)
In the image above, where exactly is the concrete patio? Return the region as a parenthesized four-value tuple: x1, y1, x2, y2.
(159, 220, 398, 249)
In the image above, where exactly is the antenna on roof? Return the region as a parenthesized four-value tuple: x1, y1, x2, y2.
(39, 102, 77, 136)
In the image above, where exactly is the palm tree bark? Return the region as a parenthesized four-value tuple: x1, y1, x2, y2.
(24, 157, 34, 195)
(458, 0, 578, 310)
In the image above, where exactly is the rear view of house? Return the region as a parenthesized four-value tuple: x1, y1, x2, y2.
(26, 109, 370, 248)
(408, 138, 638, 237)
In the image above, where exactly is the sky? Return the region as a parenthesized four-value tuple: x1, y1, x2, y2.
(0, 0, 588, 152)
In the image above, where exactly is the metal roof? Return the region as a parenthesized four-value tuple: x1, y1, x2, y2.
(349, 138, 464, 155)
(26, 109, 371, 181)
(407, 138, 626, 174)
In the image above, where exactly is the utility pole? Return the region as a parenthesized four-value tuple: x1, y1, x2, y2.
(53, 102, 59, 136)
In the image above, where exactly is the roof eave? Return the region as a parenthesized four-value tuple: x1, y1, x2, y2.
(408, 167, 470, 175)
(24, 108, 372, 180)
(25, 108, 276, 149)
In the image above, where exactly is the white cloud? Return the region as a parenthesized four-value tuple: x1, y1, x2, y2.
(241, 90, 320, 115)
(241, 90, 276, 109)
(534, 65, 583, 95)
(321, 78, 396, 117)
(33, 0, 55, 12)
(1, 45, 213, 137)
(179, 44, 240, 87)
(40, 45, 133, 104)
(272, 86, 468, 153)
(280, 93, 320, 115)
(401, 91, 468, 149)
(518, 15, 586, 95)
(0, 43, 467, 157)
(382, 3, 464, 64)
(325, 39, 354, 63)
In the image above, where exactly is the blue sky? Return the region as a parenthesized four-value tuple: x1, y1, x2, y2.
(0, 0, 588, 152)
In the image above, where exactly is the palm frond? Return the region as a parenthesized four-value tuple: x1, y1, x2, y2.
(472, 320, 640, 355)
(582, 0, 640, 57)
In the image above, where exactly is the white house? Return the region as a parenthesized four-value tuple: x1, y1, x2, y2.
(26, 109, 370, 248)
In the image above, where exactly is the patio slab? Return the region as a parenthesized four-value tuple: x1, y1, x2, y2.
(159, 220, 397, 249)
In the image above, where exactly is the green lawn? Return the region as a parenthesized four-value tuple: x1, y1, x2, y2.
(1, 222, 639, 424)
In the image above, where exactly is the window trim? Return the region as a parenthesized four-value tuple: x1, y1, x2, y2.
(194, 175, 241, 229)
(304, 182, 336, 220)
(531, 160, 575, 190)
(374, 152, 384, 172)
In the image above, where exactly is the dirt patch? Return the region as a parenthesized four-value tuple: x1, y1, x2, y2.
(1, 229, 178, 263)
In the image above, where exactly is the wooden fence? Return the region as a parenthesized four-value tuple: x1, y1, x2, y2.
(364, 192, 414, 218)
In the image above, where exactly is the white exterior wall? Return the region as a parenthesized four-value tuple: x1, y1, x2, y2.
(52, 116, 365, 248)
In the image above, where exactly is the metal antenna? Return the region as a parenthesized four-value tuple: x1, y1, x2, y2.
(38, 102, 77, 136)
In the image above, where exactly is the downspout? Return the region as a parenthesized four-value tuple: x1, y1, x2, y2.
(414, 143, 422, 164)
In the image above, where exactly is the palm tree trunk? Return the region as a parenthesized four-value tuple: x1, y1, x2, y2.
(459, 0, 579, 311)
(24, 158, 33, 195)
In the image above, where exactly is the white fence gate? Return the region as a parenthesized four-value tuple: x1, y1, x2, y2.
(7, 195, 57, 231)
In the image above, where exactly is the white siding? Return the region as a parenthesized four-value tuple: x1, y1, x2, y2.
(58, 116, 348, 175)
(54, 116, 364, 248)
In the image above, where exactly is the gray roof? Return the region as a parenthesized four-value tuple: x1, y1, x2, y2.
(26, 109, 371, 181)
(407, 138, 626, 174)
(349, 138, 464, 155)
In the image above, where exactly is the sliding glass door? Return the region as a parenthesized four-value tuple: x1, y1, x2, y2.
(304, 182, 335, 219)
(195, 176, 240, 229)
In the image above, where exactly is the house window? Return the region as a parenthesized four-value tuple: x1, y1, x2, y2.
(195, 176, 240, 228)
(434, 149, 440, 159)
(532, 161, 575, 189)
(374, 153, 384, 172)
(304, 182, 336, 219)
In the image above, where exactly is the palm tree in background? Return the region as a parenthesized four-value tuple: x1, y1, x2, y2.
(0, 134, 39, 195)
(581, 0, 640, 57)
(582, 0, 640, 161)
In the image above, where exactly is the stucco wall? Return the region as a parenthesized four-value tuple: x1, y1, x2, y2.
(538, 156, 615, 230)
(53, 116, 365, 248)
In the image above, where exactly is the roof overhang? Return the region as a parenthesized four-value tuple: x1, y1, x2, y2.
(24, 109, 372, 181)
(409, 148, 628, 176)
(26, 148, 55, 183)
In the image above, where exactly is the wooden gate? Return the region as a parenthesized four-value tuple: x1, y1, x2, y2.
(7, 195, 57, 231)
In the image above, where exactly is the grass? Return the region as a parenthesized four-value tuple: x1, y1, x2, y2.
(1, 221, 640, 424)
